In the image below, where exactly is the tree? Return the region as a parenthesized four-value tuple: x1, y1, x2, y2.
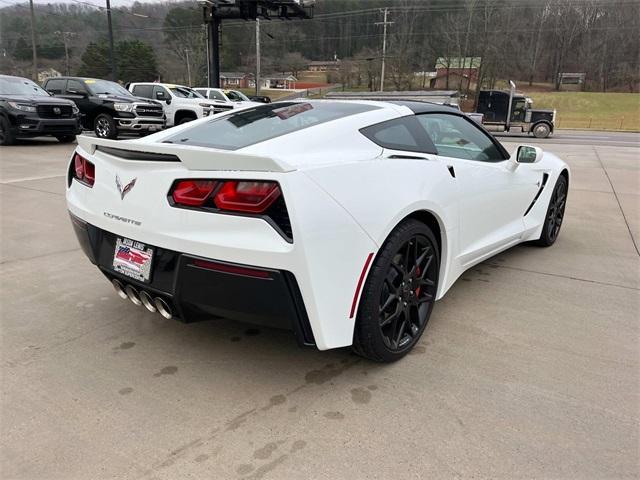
(78, 40, 158, 82)
(281, 52, 308, 77)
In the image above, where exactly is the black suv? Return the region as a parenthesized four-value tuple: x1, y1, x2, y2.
(0, 75, 82, 145)
(43, 77, 165, 139)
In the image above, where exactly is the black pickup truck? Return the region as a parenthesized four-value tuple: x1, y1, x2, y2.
(0, 75, 82, 145)
(43, 76, 165, 139)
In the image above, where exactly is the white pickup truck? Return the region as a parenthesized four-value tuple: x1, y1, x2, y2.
(128, 83, 222, 127)
(193, 88, 262, 110)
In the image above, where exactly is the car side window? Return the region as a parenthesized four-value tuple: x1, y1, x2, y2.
(153, 86, 170, 100)
(209, 90, 226, 101)
(66, 79, 87, 95)
(194, 89, 208, 98)
(45, 78, 66, 95)
(416, 113, 505, 162)
(360, 117, 436, 154)
(133, 84, 153, 99)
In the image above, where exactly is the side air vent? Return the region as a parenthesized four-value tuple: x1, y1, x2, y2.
(96, 145, 180, 162)
(524, 173, 549, 216)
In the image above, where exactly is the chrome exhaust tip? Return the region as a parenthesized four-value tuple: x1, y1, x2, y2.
(140, 291, 157, 313)
(124, 285, 142, 306)
(112, 279, 128, 300)
(154, 297, 172, 320)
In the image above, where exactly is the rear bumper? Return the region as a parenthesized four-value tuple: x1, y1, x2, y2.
(70, 213, 315, 346)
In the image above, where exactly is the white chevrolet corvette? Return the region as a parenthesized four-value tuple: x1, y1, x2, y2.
(67, 100, 569, 362)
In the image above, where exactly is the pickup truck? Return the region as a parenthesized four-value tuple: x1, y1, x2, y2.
(128, 83, 220, 127)
(43, 77, 165, 139)
(193, 88, 262, 110)
(0, 74, 82, 145)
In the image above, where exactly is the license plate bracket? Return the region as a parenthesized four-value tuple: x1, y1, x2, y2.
(112, 237, 154, 283)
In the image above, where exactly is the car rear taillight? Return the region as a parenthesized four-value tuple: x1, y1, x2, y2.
(73, 153, 95, 187)
(171, 180, 217, 206)
(170, 180, 281, 214)
(168, 179, 291, 241)
(214, 181, 281, 213)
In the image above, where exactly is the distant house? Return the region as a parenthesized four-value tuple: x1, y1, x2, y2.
(430, 70, 472, 90)
(38, 68, 61, 84)
(220, 72, 253, 89)
(308, 60, 340, 72)
(558, 72, 586, 91)
(259, 74, 298, 89)
(436, 57, 482, 81)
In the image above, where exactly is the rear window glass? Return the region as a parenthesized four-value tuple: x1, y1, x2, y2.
(163, 102, 378, 150)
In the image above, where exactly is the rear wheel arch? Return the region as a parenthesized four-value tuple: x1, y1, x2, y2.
(560, 168, 569, 184)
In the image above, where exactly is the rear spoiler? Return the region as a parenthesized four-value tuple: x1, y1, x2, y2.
(76, 135, 295, 173)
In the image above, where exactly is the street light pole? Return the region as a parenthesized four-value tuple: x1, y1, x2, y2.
(202, 3, 221, 88)
(185, 49, 192, 86)
(28, 0, 38, 81)
(255, 18, 260, 96)
(106, 0, 116, 81)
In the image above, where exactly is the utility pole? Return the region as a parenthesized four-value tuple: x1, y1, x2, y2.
(184, 49, 192, 86)
(106, 0, 116, 81)
(28, 0, 38, 82)
(55, 31, 76, 76)
(255, 18, 261, 96)
(375, 8, 393, 92)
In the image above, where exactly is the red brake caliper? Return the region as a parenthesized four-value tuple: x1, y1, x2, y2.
(415, 267, 421, 297)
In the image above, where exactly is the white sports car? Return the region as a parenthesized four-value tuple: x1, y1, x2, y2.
(67, 100, 569, 362)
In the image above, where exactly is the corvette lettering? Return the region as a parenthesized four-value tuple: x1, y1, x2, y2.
(103, 212, 141, 226)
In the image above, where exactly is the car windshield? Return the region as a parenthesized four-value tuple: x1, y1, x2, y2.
(225, 90, 250, 102)
(85, 79, 132, 96)
(163, 101, 378, 150)
(170, 86, 203, 99)
(0, 76, 50, 96)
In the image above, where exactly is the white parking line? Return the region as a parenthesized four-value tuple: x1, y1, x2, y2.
(1, 174, 65, 184)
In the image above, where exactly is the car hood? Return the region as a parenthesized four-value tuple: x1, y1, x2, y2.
(1, 95, 76, 105)
(95, 94, 158, 105)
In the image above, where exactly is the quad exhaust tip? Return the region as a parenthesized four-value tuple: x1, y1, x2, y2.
(113, 279, 172, 319)
(154, 297, 173, 320)
(112, 279, 128, 300)
(124, 285, 142, 306)
(140, 290, 157, 313)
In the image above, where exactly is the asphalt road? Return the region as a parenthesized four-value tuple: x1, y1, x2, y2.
(1, 133, 638, 479)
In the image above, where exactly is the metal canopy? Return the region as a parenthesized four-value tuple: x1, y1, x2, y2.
(201, 0, 314, 88)
(207, 0, 314, 20)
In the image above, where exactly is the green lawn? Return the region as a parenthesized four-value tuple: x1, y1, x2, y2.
(527, 92, 640, 131)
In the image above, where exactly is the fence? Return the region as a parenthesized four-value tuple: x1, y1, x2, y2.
(555, 116, 638, 131)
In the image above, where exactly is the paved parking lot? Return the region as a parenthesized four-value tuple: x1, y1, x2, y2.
(1, 133, 639, 479)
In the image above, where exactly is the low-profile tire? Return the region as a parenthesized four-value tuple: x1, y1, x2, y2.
(535, 175, 568, 247)
(176, 115, 196, 125)
(55, 134, 76, 143)
(94, 114, 117, 139)
(532, 122, 551, 138)
(0, 116, 16, 145)
(352, 219, 440, 363)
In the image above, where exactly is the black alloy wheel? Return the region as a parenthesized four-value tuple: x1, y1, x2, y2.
(353, 219, 439, 362)
(536, 175, 568, 246)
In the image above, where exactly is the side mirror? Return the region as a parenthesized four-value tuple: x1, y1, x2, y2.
(515, 145, 543, 164)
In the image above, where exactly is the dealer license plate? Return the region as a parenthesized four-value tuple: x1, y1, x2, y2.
(112, 237, 154, 283)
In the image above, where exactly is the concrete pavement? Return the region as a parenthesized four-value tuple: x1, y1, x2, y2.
(1, 136, 638, 479)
